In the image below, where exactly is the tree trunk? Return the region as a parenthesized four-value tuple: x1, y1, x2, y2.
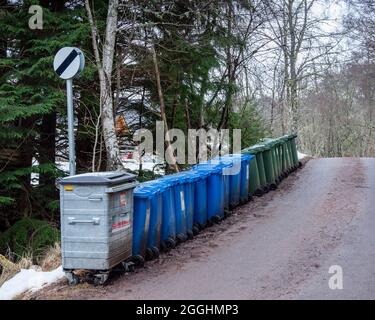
(85, 0, 123, 171)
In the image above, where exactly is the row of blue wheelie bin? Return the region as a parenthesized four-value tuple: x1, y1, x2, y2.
(130, 154, 254, 266)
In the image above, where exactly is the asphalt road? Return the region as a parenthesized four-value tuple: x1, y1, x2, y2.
(34, 158, 375, 300)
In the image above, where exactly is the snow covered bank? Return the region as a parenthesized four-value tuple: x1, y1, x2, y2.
(0, 266, 64, 300)
(297, 151, 309, 160)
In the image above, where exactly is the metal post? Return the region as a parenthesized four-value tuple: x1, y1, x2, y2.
(66, 79, 76, 176)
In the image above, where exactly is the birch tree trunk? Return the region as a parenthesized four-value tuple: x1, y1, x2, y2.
(85, 0, 123, 171)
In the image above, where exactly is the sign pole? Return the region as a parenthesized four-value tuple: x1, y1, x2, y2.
(54, 47, 85, 177)
(66, 78, 76, 176)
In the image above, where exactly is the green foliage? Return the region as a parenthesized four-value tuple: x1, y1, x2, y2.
(0, 218, 60, 260)
(228, 100, 270, 149)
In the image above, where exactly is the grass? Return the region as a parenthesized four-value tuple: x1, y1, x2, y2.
(0, 242, 61, 288)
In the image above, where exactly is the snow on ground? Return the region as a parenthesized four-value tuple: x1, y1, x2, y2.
(298, 151, 309, 160)
(0, 266, 65, 300)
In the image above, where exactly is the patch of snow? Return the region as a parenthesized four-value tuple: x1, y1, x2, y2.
(298, 151, 309, 160)
(0, 266, 65, 300)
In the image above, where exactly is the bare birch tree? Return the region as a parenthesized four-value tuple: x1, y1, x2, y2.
(85, 0, 123, 170)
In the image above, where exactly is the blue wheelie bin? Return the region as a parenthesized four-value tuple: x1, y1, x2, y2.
(132, 184, 156, 266)
(224, 154, 253, 204)
(171, 171, 195, 241)
(191, 169, 210, 231)
(141, 180, 163, 260)
(208, 158, 234, 213)
(158, 178, 177, 252)
(160, 174, 188, 243)
(183, 171, 202, 238)
(193, 163, 225, 223)
(212, 156, 241, 209)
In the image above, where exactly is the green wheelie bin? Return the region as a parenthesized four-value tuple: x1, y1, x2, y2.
(278, 136, 290, 178)
(258, 143, 277, 190)
(245, 145, 269, 195)
(242, 147, 261, 197)
(289, 134, 300, 170)
(281, 135, 294, 173)
(261, 139, 280, 188)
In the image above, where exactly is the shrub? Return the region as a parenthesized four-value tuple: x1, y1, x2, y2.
(0, 218, 60, 261)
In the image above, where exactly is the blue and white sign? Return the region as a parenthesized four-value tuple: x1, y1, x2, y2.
(53, 47, 84, 80)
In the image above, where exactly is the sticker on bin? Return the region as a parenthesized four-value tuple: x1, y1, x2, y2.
(111, 212, 130, 233)
(247, 164, 250, 180)
(180, 190, 185, 211)
(120, 192, 127, 206)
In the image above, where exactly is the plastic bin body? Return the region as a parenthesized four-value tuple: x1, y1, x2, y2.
(261, 144, 276, 186)
(133, 186, 154, 258)
(173, 172, 195, 239)
(239, 154, 253, 202)
(161, 175, 187, 242)
(192, 170, 209, 228)
(247, 145, 267, 191)
(242, 149, 260, 196)
(209, 158, 235, 210)
(216, 155, 243, 207)
(59, 171, 137, 271)
(193, 163, 225, 220)
(136, 181, 163, 254)
(159, 179, 176, 246)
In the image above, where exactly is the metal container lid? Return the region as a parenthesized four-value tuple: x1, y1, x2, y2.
(59, 171, 137, 186)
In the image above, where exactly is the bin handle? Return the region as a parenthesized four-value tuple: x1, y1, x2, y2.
(68, 217, 100, 225)
(88, 196, 103, 202)
(105, 181, 139, 194)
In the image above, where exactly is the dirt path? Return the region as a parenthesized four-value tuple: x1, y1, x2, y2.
(31, 158, 375, 300)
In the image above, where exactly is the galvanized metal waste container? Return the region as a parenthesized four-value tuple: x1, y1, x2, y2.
(59, 171, 137, 284)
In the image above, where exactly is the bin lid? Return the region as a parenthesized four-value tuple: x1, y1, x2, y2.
(140, 180, 165, 192)
(134, 184, 159, 198)
(193, 163, 222, 174)
(160, 173, 184, 185)
(261, 138, 278, 147)
(59, 171, 137, 186)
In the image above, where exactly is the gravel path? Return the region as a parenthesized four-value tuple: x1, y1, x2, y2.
(31, 158, 375, 300)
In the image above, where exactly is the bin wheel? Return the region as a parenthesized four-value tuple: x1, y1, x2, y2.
(145, 248, 154, 261)
(176, 233, 188, 243)
(160, 241, 168, 252)
(254, 189, 264, 197)
(270, 183, 277, 190)
(94, 272, 109, 286)
(298, 161, 303, 168)
(224, 209, 232, 218)
(65, 271, 79, 286)
(187, 230, 194, 240)
(206, 220, 214, 228)
(248, 195, 253, 202)
(151, 247, 160, 259)
(165, 237, 176, 249)
(212, 215, 222, 224)
(132, 255, 145, 267)
(193, 225, 200, 236)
